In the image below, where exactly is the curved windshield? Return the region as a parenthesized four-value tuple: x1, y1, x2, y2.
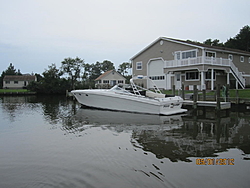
(110, 85, 130, 94)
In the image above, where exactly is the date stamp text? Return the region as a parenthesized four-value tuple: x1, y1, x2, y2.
(196, 158, 234, 165)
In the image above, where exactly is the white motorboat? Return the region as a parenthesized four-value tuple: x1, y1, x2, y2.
(71, 76, 187, 115)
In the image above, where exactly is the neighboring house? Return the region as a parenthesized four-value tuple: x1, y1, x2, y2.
(3, 75, 37, 89)
(131, 37, 250, 90)
(95, 70, 126, 88)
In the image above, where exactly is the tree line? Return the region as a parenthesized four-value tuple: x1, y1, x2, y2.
(1, 25, 249, 94)
(0, 60, 131, 94)
(190, 25, 250, 52)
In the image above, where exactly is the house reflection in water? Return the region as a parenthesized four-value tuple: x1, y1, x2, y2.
(61, 106, 250, 163)
(131, 110, 250, 162)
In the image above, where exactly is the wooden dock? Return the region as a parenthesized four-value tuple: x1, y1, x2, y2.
(183, 100, 231, 110)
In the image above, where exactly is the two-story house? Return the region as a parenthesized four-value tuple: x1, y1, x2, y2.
(131, 37, 250, 90)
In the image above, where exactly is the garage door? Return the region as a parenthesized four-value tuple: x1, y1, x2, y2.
(148, 59, 166, 89)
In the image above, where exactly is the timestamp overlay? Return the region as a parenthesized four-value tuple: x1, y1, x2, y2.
(196, 158, 235, 165)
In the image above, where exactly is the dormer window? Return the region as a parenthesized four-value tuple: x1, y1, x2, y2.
(228, 54, 233, 61)
(240, 56, 244, 62)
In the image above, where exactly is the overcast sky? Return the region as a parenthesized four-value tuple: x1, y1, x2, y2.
(1, 0, 250, 74)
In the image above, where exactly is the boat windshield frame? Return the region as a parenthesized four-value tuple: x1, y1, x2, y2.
(110, 85, 131, 94)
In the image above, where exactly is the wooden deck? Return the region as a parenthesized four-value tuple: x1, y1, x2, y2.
(183, 100, 231, 110)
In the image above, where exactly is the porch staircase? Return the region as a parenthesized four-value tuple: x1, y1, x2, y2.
(230, 62, 245, 89)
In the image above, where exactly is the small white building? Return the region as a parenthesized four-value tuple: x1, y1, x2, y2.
(95, 70, 126, 88)
(3, 75, 37, 89)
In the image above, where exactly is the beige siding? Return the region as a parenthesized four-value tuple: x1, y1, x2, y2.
(3, 81, 27, 89)
(205, 50, 250, 74)
(132, 39, 200, 76)
(131, 37, 250, 89)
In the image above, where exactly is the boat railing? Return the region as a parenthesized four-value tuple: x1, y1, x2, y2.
(130, 76, 166, 98)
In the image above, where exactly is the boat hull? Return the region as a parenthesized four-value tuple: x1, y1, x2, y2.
(71, 89, 187, 115)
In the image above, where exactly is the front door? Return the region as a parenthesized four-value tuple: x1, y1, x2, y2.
(175, 72, 182, 89)
(111, 80, 117, 86)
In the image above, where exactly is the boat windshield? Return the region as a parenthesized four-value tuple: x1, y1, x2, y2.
(110, 85, 130, 94)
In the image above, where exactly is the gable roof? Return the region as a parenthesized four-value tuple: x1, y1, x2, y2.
(3, 75, 36, 81)
(130, 37, 250, 60)
(95, 70, 125, 81)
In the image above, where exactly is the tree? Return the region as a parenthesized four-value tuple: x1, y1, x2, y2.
(43, 63, 62, 81)
(61, 57, 85, 90)
(28, 64, 71, 94)
(225, 25, 250, 52)
(0, 63, 22, 88)
(203, 39, 224, 47)
(2, 63, 22, 76)
(118, 62, 131, 76)
(86, 62, 102, 83)
(39, 63, 63, 94)
(101, 60, 115, 72)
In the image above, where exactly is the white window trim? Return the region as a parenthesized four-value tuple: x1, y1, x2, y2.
(174, 49, 198, 60)
(205, 51, 216, 58)
(240, 56, 244, 62)
(181, 49, 198, 59)
(175, 51, 181, 60)
(149, 75, 165, 80)
(136, 61, 142, 70)
(228, 54, 233, 61)
(185, 71, 199, 81)
(103, 80, 109, 84)
(118, 80, 124, 84)
(249, 57, 250, 63)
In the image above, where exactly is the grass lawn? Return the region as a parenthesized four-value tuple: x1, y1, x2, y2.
(162, 89, 250, 99)
(204, 89, 250, 98)
(0, 89, 30, 93)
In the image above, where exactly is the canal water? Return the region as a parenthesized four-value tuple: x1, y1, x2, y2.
(0, 95, 249, 188)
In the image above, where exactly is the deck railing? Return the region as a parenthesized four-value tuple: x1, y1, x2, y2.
(165, 56, 245, 88)
(165, 56, 232, 67)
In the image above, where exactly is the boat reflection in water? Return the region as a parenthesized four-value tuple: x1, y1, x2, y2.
(62, 107, 250, 163)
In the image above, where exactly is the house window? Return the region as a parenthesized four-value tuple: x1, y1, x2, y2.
(14, 81, 18, 84)
(228, 54, 233, 61)
(118, 80, 124, 84)
(182, 50, 196, 59)
(206, 51, 216, 58)
(103, 80, 109, 84)
(175, 52, 181, 60)
(149, 76, 165, 80)
(186, 72, 199, 81)
(240, 56, 244, 62)
(136, 62, 142, 70)
(5, 81, 10, 84)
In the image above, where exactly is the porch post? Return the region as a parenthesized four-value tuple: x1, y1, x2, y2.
(211, 69, 214, 90)
(236, 80, 238, 90)
(227, 72, 230, 85)
(200, 71, 205, 90)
